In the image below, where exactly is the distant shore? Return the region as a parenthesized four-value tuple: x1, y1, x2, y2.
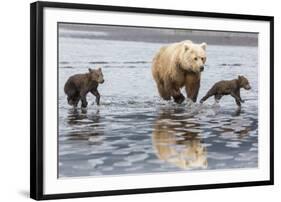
(59, 23, 258, 46)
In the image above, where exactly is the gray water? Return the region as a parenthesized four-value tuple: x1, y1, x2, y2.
(58, 29, 258, 178)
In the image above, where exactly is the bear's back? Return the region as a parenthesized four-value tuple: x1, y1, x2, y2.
(64, 73, 88, 92)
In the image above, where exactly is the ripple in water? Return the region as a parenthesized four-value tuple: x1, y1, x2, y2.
(58, 36, 258, 177)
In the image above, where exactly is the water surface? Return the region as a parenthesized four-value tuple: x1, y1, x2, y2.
(58, 29, 258, 178)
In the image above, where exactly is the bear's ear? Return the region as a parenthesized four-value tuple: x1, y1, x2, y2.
(184, 44, 190, 51)
(238, 75, 242, 80)
(88, 68, 92, 73)
(200, 42, 207, 50)
(97, 67, 102, 71)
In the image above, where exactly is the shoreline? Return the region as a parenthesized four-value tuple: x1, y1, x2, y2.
(59, 23, 258, 47)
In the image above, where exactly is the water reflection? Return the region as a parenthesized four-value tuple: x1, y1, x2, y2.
(59, 98, 258, 177)
(65, 108, 103, 141)
(58, 32, 259, 177)
(152, 108, 207, 169)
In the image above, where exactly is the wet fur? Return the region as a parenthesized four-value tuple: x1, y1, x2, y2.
(64, 68, 104, 108)
(152, 40, 206, 103)
(200, 75, 251, 107)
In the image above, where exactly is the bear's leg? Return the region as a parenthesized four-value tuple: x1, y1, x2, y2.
(80, 92, 88, 108)
(66, 87, 78, 106)
(235, 90, 244, 103)
(73, 95, 80, 107)
(67, 94, 79, 106)
(235, 98, 241, 107)
(91, 89, 100, 105)
(185, 77, 201, 102)
(66, 91, 73, 105)
(67, 96, 74, 106)
(230, 92, 241, 102)
(157, 81, 171, 100)
(231, 92, 242, 107)
(214, 94, 222, 103)
(67, 90, 80, 107)
(200, 92, 213, 103)
(163, 81, 185, 103)
(172, 89, 185, 104)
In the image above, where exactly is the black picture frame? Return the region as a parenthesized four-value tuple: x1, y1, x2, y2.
(30, 1, 274, 200)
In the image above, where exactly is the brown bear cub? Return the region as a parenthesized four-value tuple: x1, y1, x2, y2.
(200, 75, 251, 107)
(64, 68, 104, 108)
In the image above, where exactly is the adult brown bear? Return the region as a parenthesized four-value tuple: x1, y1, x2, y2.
(152, 40, 207, 103)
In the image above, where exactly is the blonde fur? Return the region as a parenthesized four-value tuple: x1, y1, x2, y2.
(152, 40, 207, 102)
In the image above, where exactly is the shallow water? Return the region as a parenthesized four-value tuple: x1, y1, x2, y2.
(58, 32, 258, 177)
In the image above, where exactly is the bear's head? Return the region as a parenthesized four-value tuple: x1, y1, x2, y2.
(88, 67, 104, 84)
(238, 75, 251, 90)
(178, 41, 207, 73)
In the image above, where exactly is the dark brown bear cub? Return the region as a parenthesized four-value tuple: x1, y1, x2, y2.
(200, 75, 251, 107)
(64, 68, 104, 108)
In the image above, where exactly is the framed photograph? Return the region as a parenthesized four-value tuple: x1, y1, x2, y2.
(30, 1, 274, 200)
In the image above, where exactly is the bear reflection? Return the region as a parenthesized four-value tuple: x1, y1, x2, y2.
(66, 108, 103, 142)
(152, 109, 207, 169)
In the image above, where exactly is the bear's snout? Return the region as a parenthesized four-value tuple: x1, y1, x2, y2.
(244, 84, 251, 90)
(99, 79, 105, 84)
(200, 66, 204, 72)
